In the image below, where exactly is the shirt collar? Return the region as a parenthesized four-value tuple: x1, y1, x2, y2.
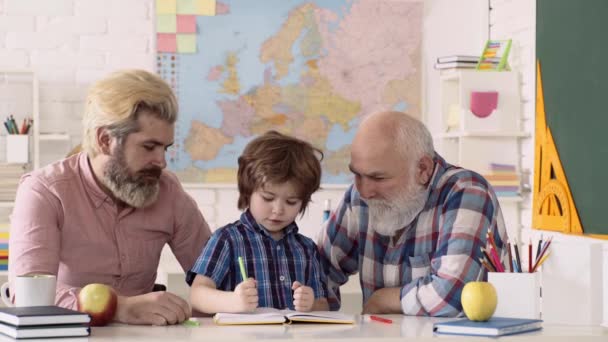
(240, 210, 299, 240)
(78, 152, 114, 208)
(428, 152, 454, 191)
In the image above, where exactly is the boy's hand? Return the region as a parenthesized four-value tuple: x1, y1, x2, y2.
(292, 281, 314, 312)
(233, 278, 258, 312)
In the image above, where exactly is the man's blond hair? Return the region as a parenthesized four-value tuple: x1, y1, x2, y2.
(82, 69, 178, 157)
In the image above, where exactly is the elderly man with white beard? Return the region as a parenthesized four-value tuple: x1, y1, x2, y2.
(9, 70, 211, 325)
(317, 111, 508, 317)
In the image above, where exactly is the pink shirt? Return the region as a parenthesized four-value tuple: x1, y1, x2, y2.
(9, 153, 211, 309)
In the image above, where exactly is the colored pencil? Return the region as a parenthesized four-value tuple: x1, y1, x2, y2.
(507, 242, 513, 272)
(479, 257, 495, 272)
(528, 239, 532, 273)
(532, 251, 551, 272)
(536, 235, 543, 263)
(513, 240, 522, 273)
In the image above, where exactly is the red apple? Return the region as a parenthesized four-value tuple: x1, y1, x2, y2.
(77, 283, 117, 326)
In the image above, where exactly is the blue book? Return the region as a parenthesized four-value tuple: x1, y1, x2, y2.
(433, 317, 542, 337)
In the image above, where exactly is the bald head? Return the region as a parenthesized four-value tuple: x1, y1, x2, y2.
(353, 111, 434, 162)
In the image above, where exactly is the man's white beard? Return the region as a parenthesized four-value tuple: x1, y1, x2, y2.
(101, 145, 161, 208)
(366, 181, 429, 237)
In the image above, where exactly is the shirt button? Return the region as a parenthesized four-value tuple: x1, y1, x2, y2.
(279, 276, 285, 281)
(277, 246, 281, 250)
(120, 255, 126, 261)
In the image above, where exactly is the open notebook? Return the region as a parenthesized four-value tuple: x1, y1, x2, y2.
(213, 308, 355, 325)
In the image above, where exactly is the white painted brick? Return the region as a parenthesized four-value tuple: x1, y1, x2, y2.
(109, 0, 148, 18)
(40, 84, 87, 103)
(80, 34, 148, 53)
(108, 17, 153, 35)
(184, 188, 216, 206)
(0, 50, 28, 68)
(5, 0, 73, 16)
(71, 102, 85, 120)
(73, 1, 108, 17)
(198, 204, 216, 224)
(107, 53, 154, 71)
(0, 16, 35, 31)
(31, 51, 105, 68)
(5, 32, 77, 50)
(34, 67, 75, 83)
(36, 16, 106, 34)
(39, 116, 80, 135)
(75, 0, 149, 18)
(75, 68, 111, 85)
(40, 101, 74, 121)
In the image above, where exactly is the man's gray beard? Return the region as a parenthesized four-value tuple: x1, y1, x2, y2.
(101, 146, 161, 208)
(366, 183, 429, 237)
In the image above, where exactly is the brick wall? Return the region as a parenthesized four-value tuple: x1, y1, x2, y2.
(0, 0, 346, 234)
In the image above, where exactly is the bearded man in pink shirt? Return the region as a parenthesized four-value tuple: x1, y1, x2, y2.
(9, 69, 212, 326)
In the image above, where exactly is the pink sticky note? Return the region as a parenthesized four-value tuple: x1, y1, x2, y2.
(177, 15, 196, 33)
(470, 91, 498, 118)
(157, 33, 177, 52)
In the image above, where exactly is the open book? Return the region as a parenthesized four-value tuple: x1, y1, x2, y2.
(213, 308, 355, 325)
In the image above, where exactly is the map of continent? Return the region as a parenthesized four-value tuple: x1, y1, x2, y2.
(157, 0, 422, 184)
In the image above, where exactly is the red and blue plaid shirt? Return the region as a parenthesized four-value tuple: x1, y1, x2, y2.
(317, 154, 508, 316)
(188, 210, 327, 310)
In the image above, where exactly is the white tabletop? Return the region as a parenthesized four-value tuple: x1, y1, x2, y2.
(76, 315, 608, 342)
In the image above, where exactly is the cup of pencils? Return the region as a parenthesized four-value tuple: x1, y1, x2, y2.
(484, 235, 552, 320)
(4, 115, 32, 164)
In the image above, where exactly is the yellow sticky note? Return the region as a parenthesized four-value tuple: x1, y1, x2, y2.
(157, 14, 177, 33)
(177, 0, 196, 14)
(177, 34, 196, 53)
(156, 0, 177, 14)
(196, 0, 216, 15)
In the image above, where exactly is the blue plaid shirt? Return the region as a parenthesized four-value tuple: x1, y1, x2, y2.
(188, 210, 327, 310)
(317, 154, 508, 316)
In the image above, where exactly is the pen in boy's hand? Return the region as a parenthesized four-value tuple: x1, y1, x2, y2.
(238, 256, 248, 282)
(370, 315, 392, 324)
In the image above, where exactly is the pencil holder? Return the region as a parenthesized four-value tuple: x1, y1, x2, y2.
(488, 272, 541, 320)
(6, 135, 29, 164)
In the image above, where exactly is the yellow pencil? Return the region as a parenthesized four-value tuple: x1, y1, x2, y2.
(532, 251, 551, 272)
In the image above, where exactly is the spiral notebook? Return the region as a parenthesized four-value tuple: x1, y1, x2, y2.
(433, 317, 542, 337)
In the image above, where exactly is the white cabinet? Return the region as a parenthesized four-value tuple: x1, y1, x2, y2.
(434, 70, 526, 236)
(0, 70, 70, 211)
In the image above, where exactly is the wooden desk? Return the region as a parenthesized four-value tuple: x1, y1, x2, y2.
(71, 315, 608, 341)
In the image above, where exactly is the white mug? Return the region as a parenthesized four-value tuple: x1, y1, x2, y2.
(1, 274, 57, 307)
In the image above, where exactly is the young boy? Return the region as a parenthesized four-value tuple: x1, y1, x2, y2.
(188, 131, 329, 314)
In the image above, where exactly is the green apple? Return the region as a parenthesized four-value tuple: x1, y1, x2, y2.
(77, 283, 117, 326)
(461, 281, 497, 321)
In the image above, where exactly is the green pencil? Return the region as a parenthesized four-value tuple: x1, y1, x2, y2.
(238, 256, 248, 282)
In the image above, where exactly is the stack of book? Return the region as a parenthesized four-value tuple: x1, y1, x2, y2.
(0, 231, 7, 272)
(0, 306, 91, 339)
(434, 55, 479, 70)
(0, 163, 27, 202)
(484, 163, 520, 197)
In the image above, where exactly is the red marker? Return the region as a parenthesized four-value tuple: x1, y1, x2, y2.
(370, 315, 392, 324)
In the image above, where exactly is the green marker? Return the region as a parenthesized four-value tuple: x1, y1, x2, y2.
(238, 256, 248, 282)
(182, 318, 200, 327)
